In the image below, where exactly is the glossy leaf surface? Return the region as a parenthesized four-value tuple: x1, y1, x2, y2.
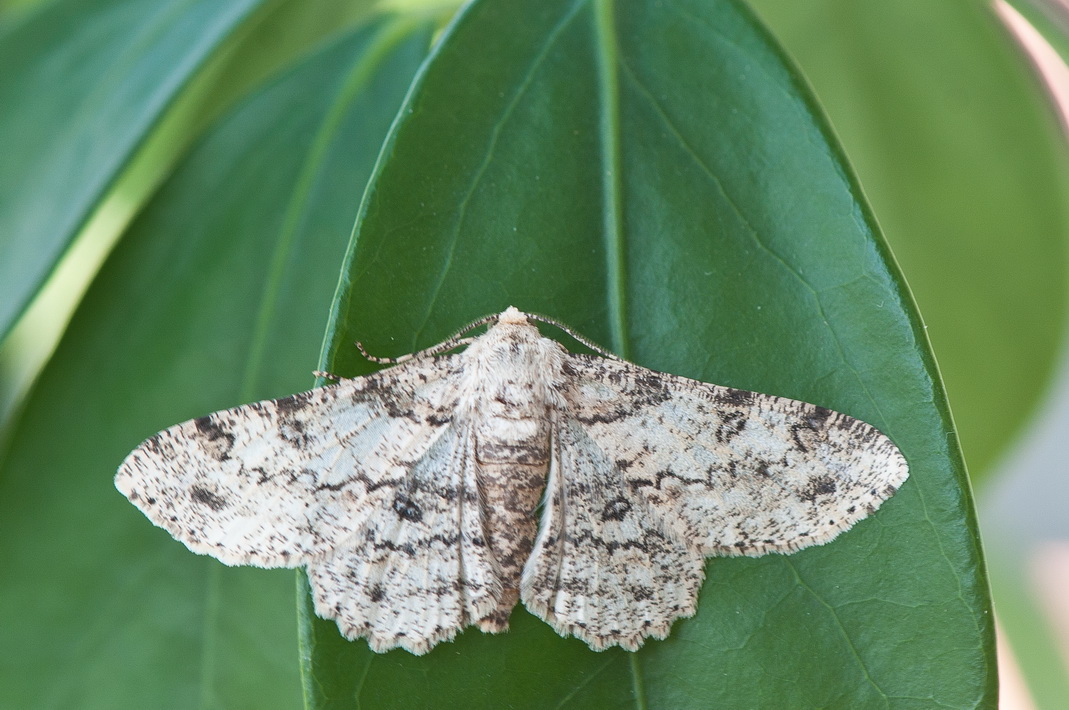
(303, 0, 995, 707)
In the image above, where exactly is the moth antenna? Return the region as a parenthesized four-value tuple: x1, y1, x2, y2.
(523, 312, 620, 360)
(313, 370, 341, 382)
(355, 340, 407, 364)
(356, 311, 510, 364)
(406, 336, 479, 362)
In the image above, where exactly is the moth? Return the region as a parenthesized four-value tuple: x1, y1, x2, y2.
(116, 307, 908, 654)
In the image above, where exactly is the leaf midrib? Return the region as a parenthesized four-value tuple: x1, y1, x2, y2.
(591, 2, 648, 709)
(593, 0, 627, 360)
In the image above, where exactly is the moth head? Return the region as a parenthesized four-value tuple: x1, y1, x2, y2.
(480, 308, 542, 351)
(463, 308, 566, 372)
(497, 306, 528, 325)
(490, 308, 561, 353)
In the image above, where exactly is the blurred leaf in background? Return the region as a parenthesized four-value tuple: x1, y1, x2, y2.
(0, 0, 266, 341)
(0, 11, 433, 708)
(0, 0, 379, 425)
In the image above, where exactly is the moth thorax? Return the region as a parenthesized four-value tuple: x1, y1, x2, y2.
(464, 327, 566, 408)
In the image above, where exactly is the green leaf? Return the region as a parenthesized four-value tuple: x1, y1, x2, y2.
(0, 15, 432, 708)
(0, 0, 48, 25)
(190, 0, 382, 125)
(748, 0, 1069, 479)
(303, 0, 994, 707)
(742, 4, 1069, 705)
(0, 0, 382, 428)
(0, 0, 272, 341)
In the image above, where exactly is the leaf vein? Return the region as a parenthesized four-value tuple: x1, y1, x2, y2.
(616, 56, 890, 430)
(412, 0, 588, 344)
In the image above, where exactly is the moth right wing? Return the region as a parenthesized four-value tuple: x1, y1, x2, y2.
(560, 354, 909, 557)
(522, 353, 909, 652)
(116, 356, 469, 568)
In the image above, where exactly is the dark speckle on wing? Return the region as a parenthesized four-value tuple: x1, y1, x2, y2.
(393, 494, 423, 523)
(190, 486, 228, 511)
(193, 416, 235, 460)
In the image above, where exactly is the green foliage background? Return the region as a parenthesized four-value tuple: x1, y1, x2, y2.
(1, 0, 1065, 707)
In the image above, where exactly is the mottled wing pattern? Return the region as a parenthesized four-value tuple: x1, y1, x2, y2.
(116, 356, 467, 567)
(307, 424, 502, 654)
(117, 306, 910, 655)
(522, 354, 907, 649)
(521, 418, 705, 650)
(562, 354, 909, 557)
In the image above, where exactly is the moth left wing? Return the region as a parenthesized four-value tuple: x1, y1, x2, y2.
(559, 354, 909, 558)
(115, 357, 465, 568)
(307, 422, 502, 655)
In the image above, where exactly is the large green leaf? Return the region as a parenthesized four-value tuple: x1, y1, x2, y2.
(0, 15, 432, 708)
(748, 0, 1069, 479)
(0, 0, 271, 341)
(743, 3, 1069, 706)
(302, 0, 994, 707)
